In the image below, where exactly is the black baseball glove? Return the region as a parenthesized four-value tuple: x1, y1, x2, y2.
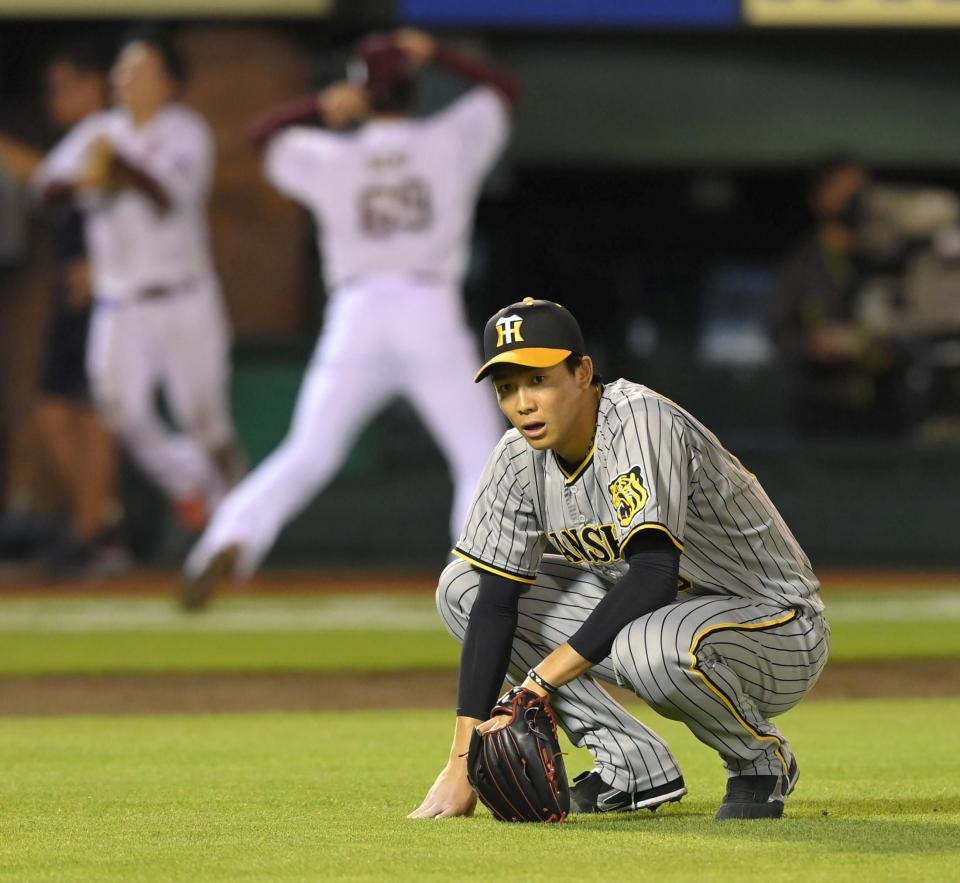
(466, 686, 570, 823)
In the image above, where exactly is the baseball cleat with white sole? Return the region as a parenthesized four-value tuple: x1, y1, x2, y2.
(570, 770, 687, 814)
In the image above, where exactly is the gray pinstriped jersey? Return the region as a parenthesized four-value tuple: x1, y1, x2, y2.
(454, 379, 823, 614)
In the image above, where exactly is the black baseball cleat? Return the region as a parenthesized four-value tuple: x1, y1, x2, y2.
(179, 544, 239, 612)
(570, 770, 687, 814)
(715, 756, 799, 821)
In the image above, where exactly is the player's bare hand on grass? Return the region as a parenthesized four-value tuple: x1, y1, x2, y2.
(407, 763, 477, 819)
(318, 83, 369, 129)
(392, 29, 436, 66)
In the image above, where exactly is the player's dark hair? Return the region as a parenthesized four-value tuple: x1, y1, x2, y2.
(351, 35, 418, 116)
(564, 354, 603, 386)
(120, 24, 188, 86)
(370, 79, 416, 115)
(45, 39, 111, 76)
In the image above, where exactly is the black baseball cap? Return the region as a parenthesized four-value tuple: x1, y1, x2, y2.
(474, 298, 585, 383)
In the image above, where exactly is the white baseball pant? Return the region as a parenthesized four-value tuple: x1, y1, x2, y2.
(186, 273, 503, 577)
(86, 277, 235, 507)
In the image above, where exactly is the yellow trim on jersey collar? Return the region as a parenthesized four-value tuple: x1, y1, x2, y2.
(555, 444, 595, 485)
(451, 549, 536, 584)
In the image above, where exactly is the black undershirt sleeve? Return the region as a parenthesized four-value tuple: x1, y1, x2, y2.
(455, 571, 522, 720)
(567, 531, 681, 664)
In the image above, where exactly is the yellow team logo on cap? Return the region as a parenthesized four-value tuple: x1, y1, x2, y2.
(495, 314, 524, 347)
(609, 467, 649, 527)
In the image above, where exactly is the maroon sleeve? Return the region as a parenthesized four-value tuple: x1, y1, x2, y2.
(110, 154, 171, 213)
(432, 44, 519, 109)
(245, 94, 321, 151)
(43, 157, 172, 212)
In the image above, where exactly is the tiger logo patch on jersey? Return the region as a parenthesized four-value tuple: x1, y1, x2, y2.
(609, 467, 649, 527)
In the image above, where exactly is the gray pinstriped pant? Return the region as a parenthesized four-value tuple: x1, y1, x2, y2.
(437, 555, 829, 792)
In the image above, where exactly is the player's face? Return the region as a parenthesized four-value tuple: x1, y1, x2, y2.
(492, 359, 597, 461)
(111, 42, 174, 115)
(44, 61, 104, 129)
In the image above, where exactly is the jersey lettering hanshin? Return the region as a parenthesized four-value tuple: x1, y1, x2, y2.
(455, 379, 823, 614)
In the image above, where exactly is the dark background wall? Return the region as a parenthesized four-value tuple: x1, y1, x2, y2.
(1, 4, 958, 570)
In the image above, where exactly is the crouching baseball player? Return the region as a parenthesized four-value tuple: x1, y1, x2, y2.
(410, 298, 829, 821)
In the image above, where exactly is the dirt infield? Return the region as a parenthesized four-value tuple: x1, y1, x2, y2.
(1, 660, 958, 716)
(0, 566, 439, 597)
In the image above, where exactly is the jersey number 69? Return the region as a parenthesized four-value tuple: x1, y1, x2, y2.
(358, 177, 433, 238)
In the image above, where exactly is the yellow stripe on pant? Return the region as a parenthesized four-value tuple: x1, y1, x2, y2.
(687, 609, 799, 776)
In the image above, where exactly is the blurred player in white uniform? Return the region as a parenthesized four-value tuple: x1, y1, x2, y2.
(181, 30, 515, 609)
(33, 30, 242, 532)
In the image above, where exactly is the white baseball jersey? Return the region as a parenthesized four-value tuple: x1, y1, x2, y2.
(263, 87, 508, 289)
(455, 379, 823, 614)
(32, 104, 216, 301)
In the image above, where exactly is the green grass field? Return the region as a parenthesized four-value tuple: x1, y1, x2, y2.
(1, 581, 957, 880)
(1, 700, 957, 882)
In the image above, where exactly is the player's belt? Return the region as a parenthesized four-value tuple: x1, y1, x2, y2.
(138, 277, 201, 301)
(335, 270, 448, 290)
